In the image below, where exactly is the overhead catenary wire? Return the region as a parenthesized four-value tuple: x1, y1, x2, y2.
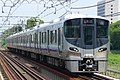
(11, 0, 26, 15)
(2, 0, 21, 25)
(0, 0, 70, 26)
(58, 0, 69, 13)
(42, 0, 79, 18)
(0, 0, 119, 31)
(35, 0, 67, 18)
(0, 0, 73, 29)
(71, 0, 115, 9)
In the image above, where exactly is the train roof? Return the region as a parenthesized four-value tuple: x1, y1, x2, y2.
(61, 13, 107, 21)
(7, 13, 108, 39)
(6, 23, 52, 39)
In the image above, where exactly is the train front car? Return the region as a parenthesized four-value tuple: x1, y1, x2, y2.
(63, 15, 109, 73)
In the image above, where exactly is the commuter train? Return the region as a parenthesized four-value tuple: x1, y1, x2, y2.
(6, 13, 109, 73)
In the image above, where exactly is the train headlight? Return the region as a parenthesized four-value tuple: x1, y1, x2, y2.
(98, 48, 107, 52)
(69, 47, 79, 52)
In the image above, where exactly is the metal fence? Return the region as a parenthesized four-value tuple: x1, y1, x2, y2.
(106, 68, 120, 79)
(107, 63, 120, 79)
(101, 64, 120, 79)
(108, 64, 120, 71)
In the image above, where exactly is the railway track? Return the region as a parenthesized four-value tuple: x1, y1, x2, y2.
(0, 51, 47, 80)
(0, 50, 118, 80)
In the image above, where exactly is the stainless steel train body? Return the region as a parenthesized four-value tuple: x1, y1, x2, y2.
(6, 14, 109, 73)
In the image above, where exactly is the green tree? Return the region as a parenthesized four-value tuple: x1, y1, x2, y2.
(0, 24, 22, 48)
(110, 20, 120, 50)
(13, 24, 23, 33)
(26, 17, 44, 29)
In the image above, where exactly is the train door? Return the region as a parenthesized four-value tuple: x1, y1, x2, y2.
(83, 18, 95, 57)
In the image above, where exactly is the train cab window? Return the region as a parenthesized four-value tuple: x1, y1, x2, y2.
(84, 26, 93, 45)
(96, 19, 109, 38)
(64, 18, 81, 38)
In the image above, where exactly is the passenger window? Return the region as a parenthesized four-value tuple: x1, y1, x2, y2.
(55, 30, 57, 43)
(34, 33, 38, 44)
(47, 30, 49, 45)
(42, 32, 46, 43)
(58, 28, 61, 45)
(50, 30, 57, 44)
(50, 31, 53, 44)
(31, 34, 34, 43)
(39, 32, 41, 45)
(30, 34, 32, 43)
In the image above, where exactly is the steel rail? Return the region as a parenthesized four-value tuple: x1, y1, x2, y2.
(0, 52, 21, 80)
(0, 51, 46, 80)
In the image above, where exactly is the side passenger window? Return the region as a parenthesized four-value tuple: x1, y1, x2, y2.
(50, 30, 57, 44)
(42, 32, 46, 43)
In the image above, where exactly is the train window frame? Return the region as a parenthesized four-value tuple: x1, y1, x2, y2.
(33, 33, 35, 44)
(96, 19, 109, 38)
(39, 32, 41, 45)
(64, 18, 81, 38)
(50, 31, 53, 44)
(31, 34, 34, 43)
(58, 28, 61, 46)
(29, 34, 32, 44)
(50, 30, 57, 44)
(34, 33, 38, 44)
(42, 32, 46, 44)
(55, 30, 57, 43)
(47, 30, 49, 45)
(83, 26, 93, 45)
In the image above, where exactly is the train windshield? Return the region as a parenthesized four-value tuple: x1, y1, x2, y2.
(64, 18, 81, 38)
(96, 19, 109, 38)
(64, 18, 109, 48)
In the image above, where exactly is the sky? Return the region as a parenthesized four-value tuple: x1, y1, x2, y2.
(0, 0, 100, 33)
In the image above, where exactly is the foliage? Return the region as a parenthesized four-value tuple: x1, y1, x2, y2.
(26, 17, 44, 29)
(0, 24, 22, 48)
(0, 38, 7, 48)
(2, 24, 22, 38)
(13, 25, 23, 33)
(110, 20, 120, 50)
(108, 51, 120, 70)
